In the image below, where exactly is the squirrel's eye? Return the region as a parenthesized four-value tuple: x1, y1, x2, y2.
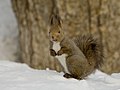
(58, 31, 60, 33)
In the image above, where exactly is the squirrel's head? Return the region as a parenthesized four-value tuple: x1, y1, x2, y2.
(48, 14, 64, 42)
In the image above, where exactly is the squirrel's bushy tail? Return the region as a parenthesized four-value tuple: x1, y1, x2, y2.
(73, 35, 103, 69)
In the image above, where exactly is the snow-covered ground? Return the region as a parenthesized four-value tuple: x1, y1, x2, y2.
(0, 0, 18, 61)
(0, 61, 120, 90)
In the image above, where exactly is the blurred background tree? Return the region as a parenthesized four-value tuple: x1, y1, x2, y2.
(11, 0, 120, 74)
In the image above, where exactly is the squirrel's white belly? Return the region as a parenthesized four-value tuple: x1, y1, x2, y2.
(52, 42, 70, 74)
(52, 42, 61, 52)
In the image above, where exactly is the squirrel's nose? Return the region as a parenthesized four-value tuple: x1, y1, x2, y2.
(52, 36, 57, 41)
(52, 36, 54, 40)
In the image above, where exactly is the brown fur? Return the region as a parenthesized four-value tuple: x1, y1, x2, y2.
(49, 14, 103, 80)
(73, 35, 103, 69)
(57, 36, 92, 79)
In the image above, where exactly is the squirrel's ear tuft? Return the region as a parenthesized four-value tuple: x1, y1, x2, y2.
(50, 14, 62, 27)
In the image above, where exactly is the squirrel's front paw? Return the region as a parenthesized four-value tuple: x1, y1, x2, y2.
(50, 49, 57, 56)
(57, 50, 63, 56)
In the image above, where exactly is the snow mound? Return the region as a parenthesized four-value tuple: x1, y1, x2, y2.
(0, 61, 120, 90)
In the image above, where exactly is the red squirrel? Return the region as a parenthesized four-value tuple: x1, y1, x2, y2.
(49, 14, 103, 80)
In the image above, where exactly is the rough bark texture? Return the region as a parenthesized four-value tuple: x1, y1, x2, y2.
(11, 0, 63, 71)
(11, 0, 120, 74)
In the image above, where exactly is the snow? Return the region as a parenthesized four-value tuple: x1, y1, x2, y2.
(0, 0, 18, 61)
(0, 61, 120, 90)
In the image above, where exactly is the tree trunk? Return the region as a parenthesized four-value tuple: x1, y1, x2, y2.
(11, 0, 120, 74)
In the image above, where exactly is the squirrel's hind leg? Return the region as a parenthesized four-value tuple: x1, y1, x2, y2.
(63, 73, 73, 79)
(63, 73, 84, 80)
(63, 73, 83, 80)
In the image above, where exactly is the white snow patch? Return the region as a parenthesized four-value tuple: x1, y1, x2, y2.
(0, 61, 120, 90)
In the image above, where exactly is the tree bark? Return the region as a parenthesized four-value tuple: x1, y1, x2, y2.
(11, 0, 120, 74)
